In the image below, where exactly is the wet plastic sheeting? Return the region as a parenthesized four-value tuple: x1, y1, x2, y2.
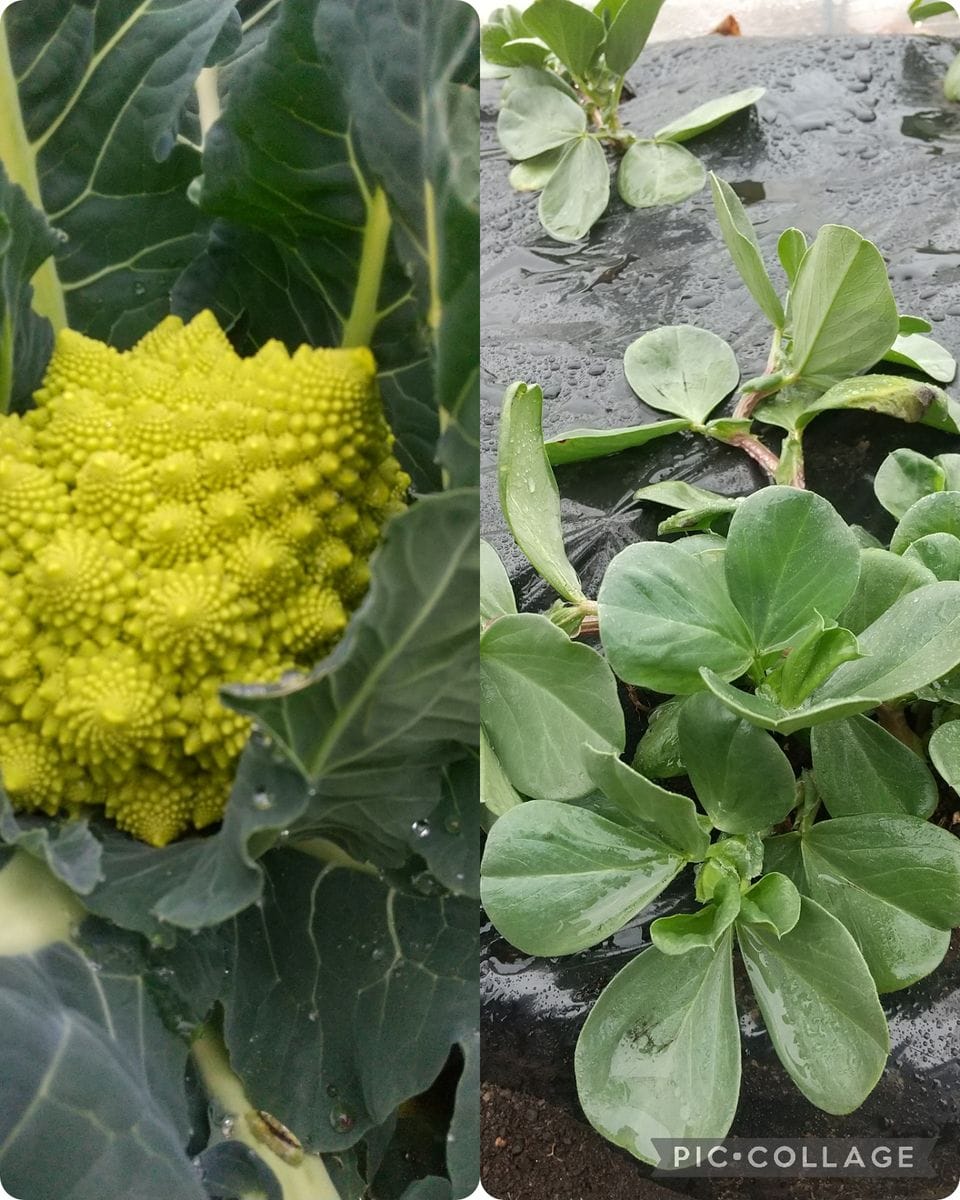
(481, 35, 960, 610)
(481, 34, 960, 1192)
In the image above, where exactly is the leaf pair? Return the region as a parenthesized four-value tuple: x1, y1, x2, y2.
(543, 324, 740, 467)
(575, 894, 888, 1163)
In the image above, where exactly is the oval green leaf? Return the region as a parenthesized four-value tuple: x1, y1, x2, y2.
(738, 872, 801, 936)
(498, 382, 584, 602)
(481, 614, 624, 800)
(883, 333, 957, 383)
(929, 719, 960, 791)
(598, 542, 753, 692)
(724, 487, 861, 653)
(584, 747, 711, 860)
(656, 87, 765, 144)
(522, 0, 605, 76)
(480, 539, 517, 622)
(544, 417, 691, 465)
(650, 877, 741, 955)
(903, 532, 960, 580)
(891, 491, 960, 554)
(623, 325, 740, 422)
(837, 548, 936, 635)
(481, 800, 684, 955)
(603, 0, 667, 75)
(777, 227, 808, 284)
(617, 140, 706, 208)
(497, 85, 587, 160)
(814, 581, 960, 702)
(539, 136, 610, 242)
(509, 147, 565, 191)
(799, 815, 960, 991)
(679, 692, 797, 834)
(737, 897, 889, 1114)
(575, 937, 740, 1163)
(480, 725, 522, 818)
(810, 713, 938, 819)
(788, 225, 899, 387)
(874, 448, 946, 520)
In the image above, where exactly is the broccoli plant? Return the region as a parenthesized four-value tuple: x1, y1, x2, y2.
(0, 2, 479, 1199)
(481, 230, 960, 1162)
(482, 0, 764, 240)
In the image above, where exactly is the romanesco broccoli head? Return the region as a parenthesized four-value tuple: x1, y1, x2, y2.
(0, 311, 409, 845)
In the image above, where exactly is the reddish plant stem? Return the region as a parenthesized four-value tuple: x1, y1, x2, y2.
(726, 432, 780, 477)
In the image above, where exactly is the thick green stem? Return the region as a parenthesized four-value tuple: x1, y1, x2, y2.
(191, 1028, 342, 1200)
(341, 185, 391, 349)
(0, 852, 83, 957)
(0, 20, 67, 333)
(294, 837, 380, 876)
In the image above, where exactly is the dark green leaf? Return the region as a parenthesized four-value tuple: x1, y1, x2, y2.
(4, 0, 233, 346)
(710, 173, 784, 328)
(634, 480, 740, 514)
(168, 849, 476, 1153)
(575, 937, 740, 1163)
(0, 867, 201, 1199)
(481, 800, 684, 955)
(679, 692, 797, 833)
(617, 140, 705, 208)
(226, 490, 478, 780)
(522, 0, 605, 76)
(498, 382, 584, 601)
(538, 136, 610, 242)
(810, 714, 938, 818)
(0, 164, 56, 413)
(603, 0, 666, 75)
(480, 538, 517, 621)
(788, 226, 899, 388)
(584, 747, 711, 859)
(724, 487, 861, 652)
(0, 790, 101, 895)
(408, 756, 479, 899)
(544, 417, 690, 465)
(481, 614, 624, 800)
(737, 897, 888, 1113)
(623, 324, 739, 422)
(482, 11, 548, 67)
(632, 695, 689, 779)
(598, 541, 753, 692)
(194, 1143, 282, 1200)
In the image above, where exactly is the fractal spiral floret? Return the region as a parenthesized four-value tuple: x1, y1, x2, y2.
(0, 311, 409, 846)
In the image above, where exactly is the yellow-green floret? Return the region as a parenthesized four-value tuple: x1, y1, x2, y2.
(0, 311, 409, 845)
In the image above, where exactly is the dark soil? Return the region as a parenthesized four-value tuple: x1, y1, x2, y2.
(480, 1084, 957, 1200)
(481, 1084, 675, 1200)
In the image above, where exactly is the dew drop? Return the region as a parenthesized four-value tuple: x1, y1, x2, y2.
(410, 818, 431, 839)
(326, 1083, 339, 1097)
(252, 790, 273, 811)
(221, 1115, 236, 1137)
(133, 282, 146, 296)
(444, 816, 461, 834)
